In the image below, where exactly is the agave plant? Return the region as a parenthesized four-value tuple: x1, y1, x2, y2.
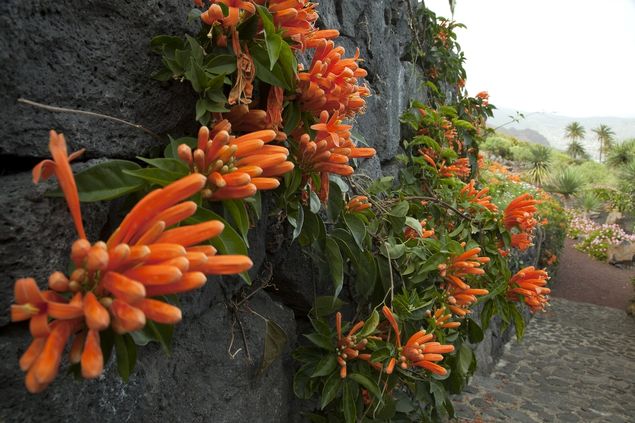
(606, 139, 635, 168)
(525, 145, 551, 187)
(545, 167, 584, 200)
(575, 190, 603, 215)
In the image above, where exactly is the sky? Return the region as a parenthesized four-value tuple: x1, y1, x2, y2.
(424, 0, 635, 118)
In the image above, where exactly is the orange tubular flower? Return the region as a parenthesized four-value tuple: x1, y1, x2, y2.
(507, 266, 550, 313)
(476, 91, 489, 107)
(178, 122, 294, 200)
(440, 247, 489, 315)
(296, 110, 375, 201)
(11, 131, 254, 393)
(381, 307, 454, 376)
(432, 306, 461, 329)
(504, 193, 539, 251)
(345, 195, 371, 213)
(335, 312, 368, 378)
(460, 179, 498, 212)
(421, 150, 471, 180)
(298, 40, 370, 118)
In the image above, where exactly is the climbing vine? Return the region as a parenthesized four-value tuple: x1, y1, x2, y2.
(8, 2, 564, 422)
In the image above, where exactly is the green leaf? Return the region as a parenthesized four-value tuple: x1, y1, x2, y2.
(342, 380, 357, 423)
(265, 34, 283, 70)
(389, 200, 410, 217)
(348, 373, 383, 402)
(405, 216, 423, 236)
(150, 35, 185, 55)
(457, 344, 473, 376)
(251, 43, 291, 90)
(259, 319, 288, 374)
(288, 204, 305, 241)
(344, 214, 366, 251)
(358, 310, 379, 338)
(137, 157, 190, 175)
(325, 236, 344, 298)
(466, 317, 484, 343)
(282, 101, 301, 134)
(185, 57, 208, 93)
(327, 181, 344, 221)
(185, 34, 204, 63)
(61, 160, 144, 202)
(205, 54, 237, 74)
(311, 354, 337, 377)
(510, 304, 526, 340)
(381, 241, 406, 260)
(313, 296, 345, 317)
(277, 41, 298, 89)
(223, 200, 250, 246)
(320, 372, 342, 410)
(304, 333, 333, 351)
(309, 191, 321, 214)
(123, 167, 184, 187)
(114, 334, 137, 382)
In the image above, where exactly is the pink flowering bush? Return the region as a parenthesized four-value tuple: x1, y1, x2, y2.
(567, 210, 635, 260)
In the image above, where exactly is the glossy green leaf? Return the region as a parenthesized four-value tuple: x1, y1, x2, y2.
(185, 57, 208, 93)
(358, 310, 379, 338)
(325, 236, 344, 298)
(313, 296, 345, 317)
(466, 317, 484, 343)
(349, 372, 383, 401)
(457, 344, 473, 375)
(123, 167, 184, 187)
(164, 136, 197, 159)
(205, 54, 237, 74)
(304, 333, 333, 351)
(311, 354, 337, 377)
(59, 160, 144, 202)
(223, 199, 250, 246)
(342, 380, 357, 423)
(344, 214, 366, 251)
(114, 333, 137, 382)
(320, 372, 342, 410)
(137, 157, 189, 175)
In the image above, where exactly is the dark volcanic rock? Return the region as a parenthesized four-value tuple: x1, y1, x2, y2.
(0, 0, 197, 161)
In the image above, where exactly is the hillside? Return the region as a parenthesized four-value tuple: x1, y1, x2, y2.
(489, 107, 635, 158)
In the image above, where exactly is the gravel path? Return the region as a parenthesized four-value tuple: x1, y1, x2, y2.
(551, 238, 634, 310)
(452, 297, 635, 422)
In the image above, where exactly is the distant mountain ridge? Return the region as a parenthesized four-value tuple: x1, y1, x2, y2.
(488, 107, 635, 158)
(495, 127, 550, 146)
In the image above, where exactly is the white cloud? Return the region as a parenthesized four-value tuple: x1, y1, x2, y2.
(423, 0, 635, 117)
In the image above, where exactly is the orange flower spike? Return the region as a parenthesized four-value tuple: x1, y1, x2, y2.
(19, 338, 47, 372)
(109, 173, 206, 246)
(135, 299, 182, 324)
(146, 244, 187, 263)
(30, 320, 74, 387)
(144, 272, 207, 297)
(381, 306, 401, 347)
(83, 292, 110, 331)
(124, 265, 183, 286)
(81, 329, 103, 379)
(33, 131, 87, 239)
(156, 220, 225, 247)
(200, 254, 253, 274)
(110, 300, 146, 334)
(101, 272, 146, 303)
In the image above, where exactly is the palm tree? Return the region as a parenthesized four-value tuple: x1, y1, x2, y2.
(566, 140, 589, 161)
(591, 124, 615, 163)
(564, 122, 586, 160)
(606, 139, 635, 168)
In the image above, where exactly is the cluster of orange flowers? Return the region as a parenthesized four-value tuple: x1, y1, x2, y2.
(421, 150, 471, 179)
(178, 122, 294, 200)
(298, 40, 370, 118)
(430, 306, 461, 329)
(296, 111, 375, 201)
(460, 179, 498, 212)
(507, 266, 550, 313)
(335, 312, 368, 378)
(503, 193, 540, 251)
(438, 247, 490, 316)
(345, 195, 371, 213)
(381, 307, 455, 376)
(11, 131, 253, 392)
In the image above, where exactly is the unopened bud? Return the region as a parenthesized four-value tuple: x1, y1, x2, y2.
(71, 239, 91, 267)
(48, 271, 69, 292)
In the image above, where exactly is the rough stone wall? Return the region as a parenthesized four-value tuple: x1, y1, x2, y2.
(0, 1, 540, 421)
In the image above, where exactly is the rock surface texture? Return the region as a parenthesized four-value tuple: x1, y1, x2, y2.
(0, 0, 532, 421)
(452, 297, 635, 422)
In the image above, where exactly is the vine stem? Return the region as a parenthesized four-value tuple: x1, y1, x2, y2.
(17, 97, 163, 141)
(385, 195, 472, 221)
